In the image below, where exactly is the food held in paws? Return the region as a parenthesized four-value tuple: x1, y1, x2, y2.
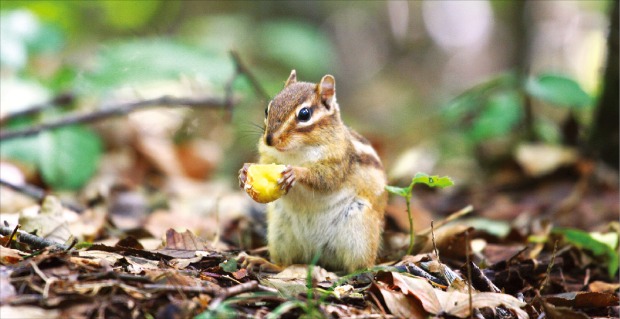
(244, 164, 286, 203)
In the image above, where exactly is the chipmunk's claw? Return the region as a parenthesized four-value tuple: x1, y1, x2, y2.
(238, 163, 251, 189)
(278, 165, 296, 194)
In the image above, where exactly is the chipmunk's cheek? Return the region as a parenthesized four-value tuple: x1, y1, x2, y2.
(273, 134, 300, 152)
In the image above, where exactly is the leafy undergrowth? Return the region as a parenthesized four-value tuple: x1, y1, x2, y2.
(1, 178, 618, 319)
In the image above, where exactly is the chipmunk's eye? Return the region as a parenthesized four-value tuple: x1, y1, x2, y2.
(297, 107, 312, 122)
(265, 101, 272, 118)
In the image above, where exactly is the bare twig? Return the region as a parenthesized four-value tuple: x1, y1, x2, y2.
(431, 221, 440, 261)
(230, 51, 270, 101)
(465, 230, 473, 319)
(0, 179, 85, 213)
(4, 224, 20, 247)
(29, 260, 58, 299)
(0, 179, 45, 200)
(464, 261, 500, 293)
(222, 280, 259, 298)
(65, 237, 78, 251)
(77, 271, 152, 283)
(0, 226, 69, 250)
(257, 284, 278, 294)
(208, 280, 260, 310)
(0, 95, 232, 140)
(539, 240, 559, 292)
(142, 283, 223, 295)
(418, 205, 473, 236)
(398, 263, 447, 286)
(1, 92, 75, 122)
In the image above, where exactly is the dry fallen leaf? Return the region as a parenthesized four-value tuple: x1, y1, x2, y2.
(545, 291, 620, 309)
(515, 143, 578, 177)
(125, 255, 160, 274)
(0, 246, 24, 265)
(259, 265, 338, 297)
(378, 272, 528, 319)
(164, 228, 206, 251)
(587, 280, 620, 294)
(19, 196, 73, 244)
(373, 281, 428, 318)
(78, 250, 124, 266)
(0, 305, 59, 319)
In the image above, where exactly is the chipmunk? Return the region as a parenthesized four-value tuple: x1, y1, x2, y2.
(239, 70, 387, 273)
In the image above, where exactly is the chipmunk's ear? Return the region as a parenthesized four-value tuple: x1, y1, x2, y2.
(284, 70, 297, 87)
(318, 75, 336, 106)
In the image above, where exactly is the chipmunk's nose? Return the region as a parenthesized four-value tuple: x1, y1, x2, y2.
(265, 133, 274, 146)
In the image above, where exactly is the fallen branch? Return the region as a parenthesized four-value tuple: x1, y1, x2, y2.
(463, 261, 500, 293)
(0, 95, 233, 140)
(0, 226, 69, 250)
(142, 283, 223, 295)
(0, 178, 85, 213)
(208, 280, 260, 310)
(0, 52, 269, 141)
(1, 92, 75, 123)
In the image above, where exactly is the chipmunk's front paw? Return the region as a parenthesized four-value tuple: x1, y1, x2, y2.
(239, 253, 283, 273)
(238, 163, 252, 189)
(278, 165, 296, 194)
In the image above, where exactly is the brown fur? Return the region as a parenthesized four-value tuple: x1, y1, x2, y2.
(255, 72, 387, 272)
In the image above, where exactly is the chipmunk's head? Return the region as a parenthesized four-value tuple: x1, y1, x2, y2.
(262, 70, 342, 152)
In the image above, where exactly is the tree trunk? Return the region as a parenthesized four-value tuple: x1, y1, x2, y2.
(588, 0, 619, 169)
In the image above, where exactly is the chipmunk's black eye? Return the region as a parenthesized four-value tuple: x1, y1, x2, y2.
(264, 107, 268, 117)
(297, 107, 312, 122)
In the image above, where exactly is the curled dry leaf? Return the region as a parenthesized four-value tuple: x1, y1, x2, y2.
(374, 281, 428, 318)
(544, 291, 620, 309)
(0, 246, 23, 265)
(125, 255, 160, 274)
(19, 196, 73, 244)
(377, 272, 528, 319)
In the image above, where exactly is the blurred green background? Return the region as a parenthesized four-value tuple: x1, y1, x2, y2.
(0, 0, 614, 190)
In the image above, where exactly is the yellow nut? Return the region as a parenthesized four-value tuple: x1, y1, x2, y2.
(244, 164, 287, 203)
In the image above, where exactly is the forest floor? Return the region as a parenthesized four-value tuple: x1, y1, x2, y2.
(1, 154, 618, 319)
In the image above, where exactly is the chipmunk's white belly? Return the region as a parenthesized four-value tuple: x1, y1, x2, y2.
(267, 185, 371, 268)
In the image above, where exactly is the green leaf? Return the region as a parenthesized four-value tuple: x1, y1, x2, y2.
(0, 116, 41, 167)
(553, 227, 619, 277)
(469, 90, 523, 142)
(258, 20, 334, 78)
(444, 72, 518, 123)
(219, 259, 238, 273)
(38, 126, 102, 190)
(82, 39, 233, 92)
(412, 173, 454, 188)
(99, 1, 161, 30)
(534, 117, 562, 144)
(385, 185, 411, 197)
(525, 73, 592, 108)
